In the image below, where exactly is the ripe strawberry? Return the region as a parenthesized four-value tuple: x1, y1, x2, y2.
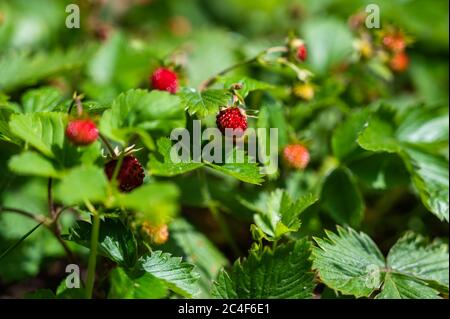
(283, 144, 310, 169)
(383, 33, 406, 52)
(296, 43, 307, 62)
(104, 155, 144, 192)
(65, 119, 98, 146)
(216, 107, 248, 137)
(390, 52, 409, 72)
(150, 67, 179, 94)
(142, 222, 169, 245)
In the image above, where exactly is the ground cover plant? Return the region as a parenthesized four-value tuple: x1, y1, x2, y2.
(0, 0, 448, 299)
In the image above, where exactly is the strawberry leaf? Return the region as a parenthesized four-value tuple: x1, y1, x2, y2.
(179, 88, 232, 118)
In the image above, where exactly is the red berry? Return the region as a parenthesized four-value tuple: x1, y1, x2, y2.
(65, 119, 98, 146)
(104, 155, 145, 192)
(390, 52, 409, 72)
(296, 44, 307, 62)
(150, 67, 179, 94)
(283, 144, 310, 169)
(216, 107, 248, 137)
(383, 34, 406, 52)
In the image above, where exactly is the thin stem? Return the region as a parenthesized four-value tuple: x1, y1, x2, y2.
(84, 200, 100, 299)
(198, 170, 242, 257)
(48, 178, 54, 218)
(99, 133, 116, 158)
(0, 206, 47, 223)
(0, 222, 43, 262)
(198, 46, 288, 91)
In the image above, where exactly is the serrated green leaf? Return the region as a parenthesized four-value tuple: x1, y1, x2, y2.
(376, 272, 440, 299)
(0, 47, 92, 92)
(357, 106, 449, 221)
(21, 87, 63, 113)
(179, 88, 231, 118)
(65, 218, 138, 268)
(243, 189, 317, 240)
(108, 267, 168, 299)
(138, 251, 200, 298)
(320, 168, 364, 227)
(100, 89, 185, 144)
(386, 232, 449, 289)
(211, 239, 315, 298)
(8, 151, 60, 178)
(206, 149, 263, 185)
(9, 112, 66, 158)
(312, 226, 385, 298)
(149, 137, 204, 176)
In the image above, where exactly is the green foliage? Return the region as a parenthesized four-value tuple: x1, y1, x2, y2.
(212, 239, 315, 298)
(312, 227, 449, 299)
(0, 0, 448, 301)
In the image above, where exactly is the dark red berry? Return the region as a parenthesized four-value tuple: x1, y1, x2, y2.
(216, 107, 248, 137)
(296, 44, 307, 62)
(65, 119, 98, 146)
(390, 52, 409, 72)
(150, 67, 179, 94)
(104, 155, 145, 192)
(283, 144, 310, 169)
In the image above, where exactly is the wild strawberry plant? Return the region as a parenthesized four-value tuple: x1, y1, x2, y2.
(0, 0, 448, 300)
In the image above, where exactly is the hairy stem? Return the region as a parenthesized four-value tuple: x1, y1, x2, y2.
(84, 200, 100, 299)
(99, 133, 116, 158)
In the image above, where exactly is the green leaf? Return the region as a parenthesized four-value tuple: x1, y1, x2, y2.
(21, 87, 63, 113)
(243, 189, 317, 240)
(320, 168, 364, 227)
(149, 137, 204, 177)
(357, 106, 449, 221)
(65, 218, 138, 268)
(312, 226, 385, 298)
(179, 88, 231, 118)
(376, 273, 441, 299)
(206, 149, 264, 185)
(108, 267, 168, 299)
(9, 112, 66, 158)
(55, 165, 109, 205)
(117, 183, 180, 225)
(8, 151, 60, 178)
(161, 218, 228, 298)
(386, 232, 449, 290)
(332, 110, 369, 161)
(219, 76, 274, 98)
(312, 227, 448, 298)
(100, 89, 185, 144)
(211, 239, 315, 299)
(138, 251, 200, 298)
(0, 47, 92, 92)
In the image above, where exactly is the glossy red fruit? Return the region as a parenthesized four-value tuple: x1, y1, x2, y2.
(283, 144, 310, 169)
(216, 107, 248, 137)
(296, 44, 307, 62)
(65, 119, 98, 146)
(383, 34, 406, 52)
(390, 52, 409, 72)
(104, 155, 145, 192)
(150, 67, 179, 94)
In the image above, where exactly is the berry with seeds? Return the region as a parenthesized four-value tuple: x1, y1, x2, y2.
(104, 155, 145, 192)
(65, 119, 99, 146)
(150, 67, 179, 94)
(216, 107, 248, 137)
(283, 144, 310, 169)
